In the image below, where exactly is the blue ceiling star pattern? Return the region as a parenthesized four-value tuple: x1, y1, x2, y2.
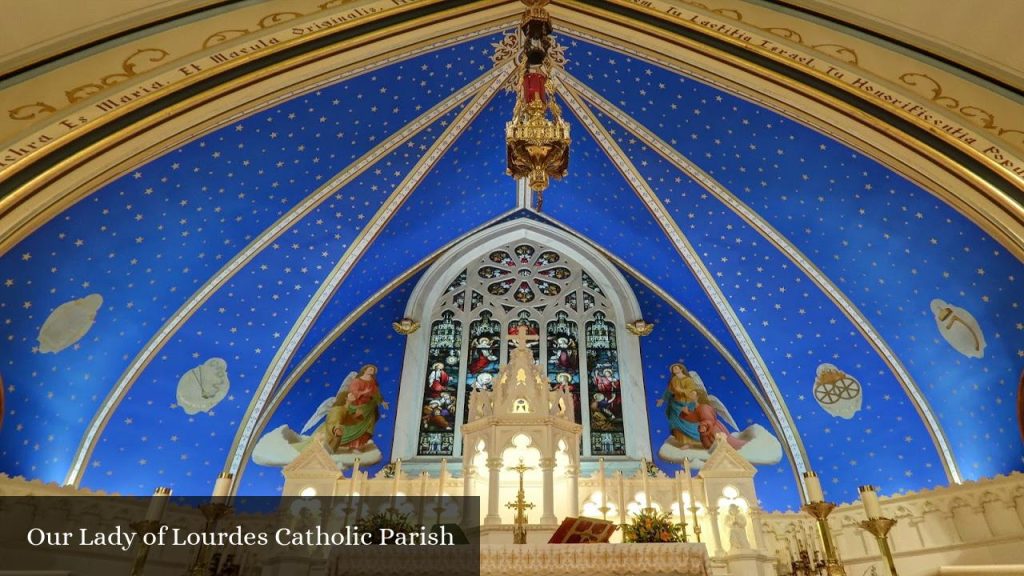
(240, 273, 420, 495)
(0, 28, 1020, 509)
(626, 273, 801, 510)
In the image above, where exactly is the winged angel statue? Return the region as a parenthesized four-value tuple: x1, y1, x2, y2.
(655, 363, 781, 468)
(252, 365, 386, 469)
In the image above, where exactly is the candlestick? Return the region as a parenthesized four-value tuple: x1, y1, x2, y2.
(685, 458, 696, 501)
(858, 517, 899, 576)
(640, 458, 650, 510)
(801, 501, 847, 576)
(187, 500, 232, 576)
(212, 472, 232, 504)
(684, 458, 701, 542)
(418, 471, 428, 526)
(128, 520, 161, 576)
(803, 471, 824, 503)
(674, 471, 688, 543)
(616, 470, 626, 524)
(437, 458, 448, 498)
(598, 458, 607, 519)
(859, 485, 882, 519)
(390, 459, 402, 510)
(145, 487, 170, 522)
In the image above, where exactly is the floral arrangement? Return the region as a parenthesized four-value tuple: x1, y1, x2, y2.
(360, 509, 416, 543)
(622, 508, 685, 543)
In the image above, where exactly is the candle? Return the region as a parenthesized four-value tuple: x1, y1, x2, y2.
(616, 470, 626, 520)
(640, 458, 650, 509)
(803, 471, 824, 503)
(437, 458, 448, 498)
(859, 485, 882, 519)
(599, 458, 607, 509)
(145, 487, 171, 522)
(684, 458, 697, 509)
(675, 471, 685, 517)
(348, 458, 361, 499)
(390, 459, 402, 508)
(212, 473, 232, 504)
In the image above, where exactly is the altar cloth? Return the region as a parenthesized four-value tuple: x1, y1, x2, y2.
(480, 542, 712, 576)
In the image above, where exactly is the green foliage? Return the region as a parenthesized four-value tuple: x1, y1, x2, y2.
(360, 509, 416, 544)
(621, 508, 685, 543)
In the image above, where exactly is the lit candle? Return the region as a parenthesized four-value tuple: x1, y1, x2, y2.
(145, 487, 171, 522)
(212, 473, 232, 504)
(599, 458, 607, 510)
(640, 458, 650, 509)
(859, 485, 882, 519)
(803, 471, 824, 503)
(684, 458, 696, 509)
(437, 458, 448, 498)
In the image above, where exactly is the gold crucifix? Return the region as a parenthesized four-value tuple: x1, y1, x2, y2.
(506, 459, 535, 544)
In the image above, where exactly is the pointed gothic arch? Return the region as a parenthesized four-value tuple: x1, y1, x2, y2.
(392, 219, 651, 465)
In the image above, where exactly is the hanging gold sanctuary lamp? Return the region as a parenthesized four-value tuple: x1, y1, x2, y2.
(505, 0, 570, 211)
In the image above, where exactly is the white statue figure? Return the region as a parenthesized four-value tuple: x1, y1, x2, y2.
(726, 504, 750, 550)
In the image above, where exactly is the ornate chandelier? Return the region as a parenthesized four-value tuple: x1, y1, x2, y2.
(505, 0, 570, 211)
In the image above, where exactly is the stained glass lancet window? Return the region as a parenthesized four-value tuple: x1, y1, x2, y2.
(418, 310, 461, 456)
(413, 240, 628, 458)
(547, 311, 581, 424)
(586, 311, 625, 455)
(465, 310, 501, 422)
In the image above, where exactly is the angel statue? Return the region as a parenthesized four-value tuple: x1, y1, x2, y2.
(251, 364, 388, 469)
(655, 362, 782, 468)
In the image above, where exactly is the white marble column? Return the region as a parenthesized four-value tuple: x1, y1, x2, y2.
(463, 465, 476, 498)
(485, 457, 503, 525)
(567, 464, 580, 517)
(709, 506, 726, 557)
(540, 457, 557, 524)
(748, 506, 766, 549)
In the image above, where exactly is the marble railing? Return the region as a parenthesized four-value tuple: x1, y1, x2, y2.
(760, 472, 1024, 576)
(480, 543, 712, 576)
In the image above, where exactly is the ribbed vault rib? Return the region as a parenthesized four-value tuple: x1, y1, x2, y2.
(561, 71, 961, 484)
(558, 81, 812, 493)
(528, 211, 793, 441)
(232, 206, 523, 487)
(222, 62, 515, 487)
(63, 62, 503, 488)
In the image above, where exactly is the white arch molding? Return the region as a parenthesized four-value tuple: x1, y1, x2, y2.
(393, 218, 652, 468)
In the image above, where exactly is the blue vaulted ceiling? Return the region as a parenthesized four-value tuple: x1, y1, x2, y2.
(1, 23, 1022, 510)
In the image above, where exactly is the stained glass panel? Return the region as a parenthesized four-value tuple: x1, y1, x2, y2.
(489, 250, 515, 266)
(417, 310, 461, 456)
(514, 244, 535, 263)
(586, 311, 624, 455)
(547, 311, 581, 425)
(536, 251, 560, 265)
(445, 270, 467, 294)
(581, 270, 605, 296)
(507, 311, 540, 363)
(465, 311, 501, 423)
